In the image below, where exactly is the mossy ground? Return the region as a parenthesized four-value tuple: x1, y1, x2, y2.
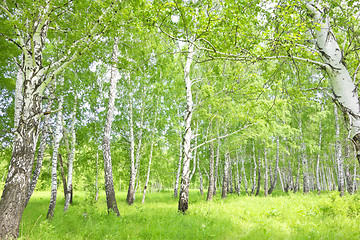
(15, 190, 360, 239)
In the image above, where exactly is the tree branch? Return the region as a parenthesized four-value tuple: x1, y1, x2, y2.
(191, 123, 255, 152)
(261, 55, 329, 69)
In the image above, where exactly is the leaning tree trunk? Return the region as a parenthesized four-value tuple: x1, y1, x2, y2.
(304, 1, 360, 164)
(102, 38, 120, 216)
(0, 18, 50, 238)
(207, 142, 215, 201)
(58, 154, 68, 200)
(64, 101, 77, 211)
(178, 43, 195, 212)
(47, 86, 64, 219)
(334, 105, 345, 196)
(26, 96, 54, 205)
(198, 157, 204, 195)
(0, 3, 116, 237)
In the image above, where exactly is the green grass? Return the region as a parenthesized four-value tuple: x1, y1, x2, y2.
(15, 190, 360, 239)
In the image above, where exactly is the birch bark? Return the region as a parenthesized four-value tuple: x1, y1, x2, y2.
(64, 101, 77, 211)
(174, 105, 183, 198)
(304, 1, 360, 163)
(142, 102, 158, 203)
(264, 147, 268, 197)
(178, 43, 195, 212)
(334, 105, 345, 196)
(26, 96, 53, 205)
(213, 135, 220, 195)
(0, 2, 117, 237)
(131, 93, 145, 202)
(255, 150, 261, 196)
(47, 83, 64, 219)
(102, 38, 120, 216)
(206, 142, 215, 201)
(222, 152, 229, 199)
(316, 106, 323, 194)
(126, 79, 136, 205)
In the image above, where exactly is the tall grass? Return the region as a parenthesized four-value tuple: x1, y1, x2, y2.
(16, 190, 360, 239)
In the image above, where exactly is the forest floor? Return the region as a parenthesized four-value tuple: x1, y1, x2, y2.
(13, 189, 360, 239)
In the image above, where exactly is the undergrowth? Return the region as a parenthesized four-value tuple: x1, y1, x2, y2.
(16, 190, 360, 239)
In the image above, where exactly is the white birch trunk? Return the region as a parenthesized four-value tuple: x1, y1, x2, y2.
(305, 1, 360, 163)
(316, 106, 323, 194)
(46, 81, 64, 219)
(26, 96, 53, 205)
(207, 141, 215, 201)
(64, 100, 76, 211)
(264, 147, 268, 197)
(178, 43, 195, 212)
(222, 152, 230, 199)
(132, 93, 146, 202)
(126, 77, 136, 205)
(334, 105, 345, 196)
(174, 105, 183, 198)
(142, 101, 158, 203)
(102, 38, 120, 216)
(95, 151, 99, 202)
(213, 135, 220, 195)
(300, 119, 310, 194)
(13, 69, 24, 130)
(0, 3, 116, 237)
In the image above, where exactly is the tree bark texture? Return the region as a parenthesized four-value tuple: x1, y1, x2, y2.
(255, 150, 261, 196)
(222, 152, 229, 199)
(47, 88, 64, 219)
(26, 96, 53, 205)
(126, 79, 136, 205)
(264, 147, 268, 197)
(334, 105, 345, 196)
(213, 136, 220, 196)
(178, 43, 195, 212)
(64, 101, 77, 211)
(102, 38, 120, 216)
(305, 1, 360, 164)
(207, 142, 215, 201)
(174, 104, 183, 198)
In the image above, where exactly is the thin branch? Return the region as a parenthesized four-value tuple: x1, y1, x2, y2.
(295, 43, 320, 54)
(261, 55, 329, 69)
(0, 32, 22, 50)
(191, 123, 255, 152)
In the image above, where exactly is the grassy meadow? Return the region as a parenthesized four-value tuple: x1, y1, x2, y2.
(14, 189, 360, 239)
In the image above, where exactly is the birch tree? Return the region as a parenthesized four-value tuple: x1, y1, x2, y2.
(102, 38, 121, 216)
(64, 100, 77, 211)
(0, 1, 118, 237)
(47, 80, 64, 219)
